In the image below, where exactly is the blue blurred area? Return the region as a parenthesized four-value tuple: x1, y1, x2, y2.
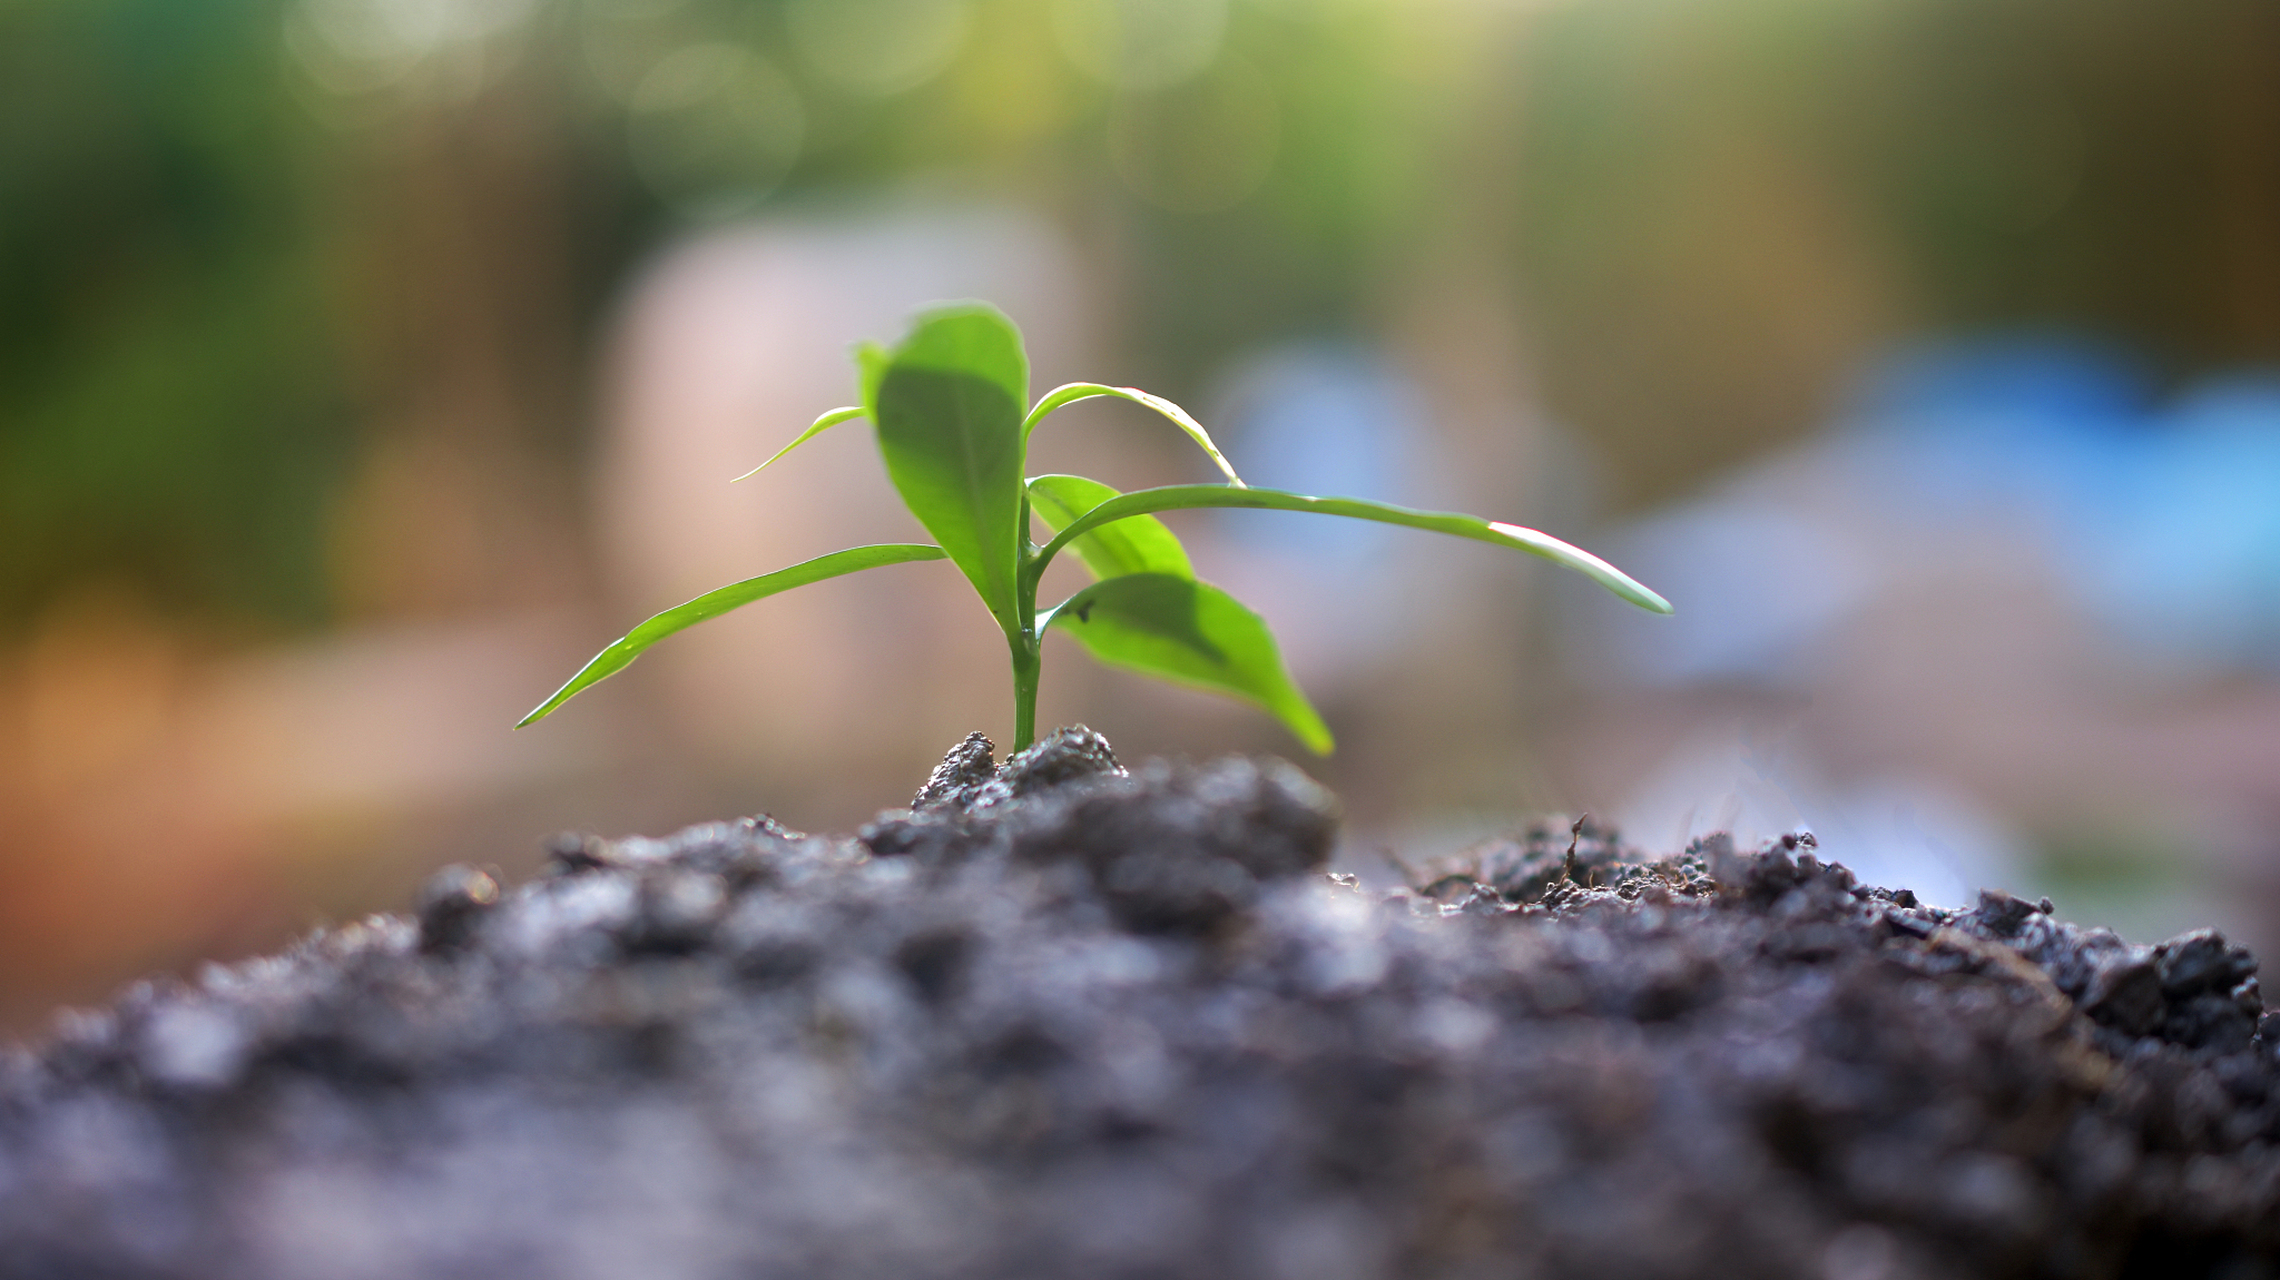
(2090, 374, 2280, 666)
(1589, 334, 2280, 685)
(1852, 338, 2280, 670)
(1209, 342, 1428, 560)
(1188, 342, 1439, 681)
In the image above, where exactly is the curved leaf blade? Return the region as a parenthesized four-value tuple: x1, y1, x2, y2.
(1024, 382, 1245, 486)
(516, 544, 948, 727)
(731, 406, 865, 482)
(1027, 474, 1192, 580)
(1038, 485, 1674, 614)
(868, 306, 1031, 633)
(1048, 572, 1332, 754)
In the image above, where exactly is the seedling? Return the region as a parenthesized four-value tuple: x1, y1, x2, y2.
(519, 303, 1671, 753)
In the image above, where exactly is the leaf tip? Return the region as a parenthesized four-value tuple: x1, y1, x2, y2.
(1284, 696, 1334, 754)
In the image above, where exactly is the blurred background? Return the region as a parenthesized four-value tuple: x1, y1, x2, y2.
(5, 0, 2279, 1034)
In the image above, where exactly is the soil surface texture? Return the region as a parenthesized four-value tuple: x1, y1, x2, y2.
(4, 728, 2278, 1280)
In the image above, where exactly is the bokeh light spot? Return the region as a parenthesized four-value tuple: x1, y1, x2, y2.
(786, 0, 971, 97)
(1051, 0, 1227, 90)
(288, 0, 538, 98)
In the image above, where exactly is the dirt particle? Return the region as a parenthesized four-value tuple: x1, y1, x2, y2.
(415, 863, 499, 953)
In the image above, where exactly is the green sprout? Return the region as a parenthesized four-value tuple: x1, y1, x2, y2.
(518, 303, 1672, 753)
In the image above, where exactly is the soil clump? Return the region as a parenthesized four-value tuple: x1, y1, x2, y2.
(3, 728, 2277, 1279)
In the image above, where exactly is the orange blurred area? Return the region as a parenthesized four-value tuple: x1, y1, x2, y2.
(5, 0, 2280, 1035)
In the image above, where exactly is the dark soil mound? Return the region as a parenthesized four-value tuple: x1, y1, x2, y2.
(4, 729, 2277, 1280)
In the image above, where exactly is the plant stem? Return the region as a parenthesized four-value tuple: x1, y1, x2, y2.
(1011, 508, 1042, 753)
(1008, 633, 1039, 753)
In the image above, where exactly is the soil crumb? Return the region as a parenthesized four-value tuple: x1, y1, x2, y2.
(3, 728, 2276, 1279)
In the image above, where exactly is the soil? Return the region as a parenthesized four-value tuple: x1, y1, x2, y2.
(3, 728, 2277, 1280)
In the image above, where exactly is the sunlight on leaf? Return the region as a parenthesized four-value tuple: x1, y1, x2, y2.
(1047, 571, 1331, 753)
(1027, 474, 1193, 579)
(1038, 485, 1674, 614)
(871, 306, 1031, 633)
(517, 543, 946, 726)
(1023, 382, 1245, 486)
(732, 405, 866, 481)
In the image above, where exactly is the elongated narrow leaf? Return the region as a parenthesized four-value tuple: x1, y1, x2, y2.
(517, 544, 947, 726)
(1023, 383, 1245, 486)
(1038, 485, 1674, 614)
(1047, 573, 1332, 753)
(865, 305, 1032, 634)
(732, 406, 866, 482)
(1027, 474, 1192, 579)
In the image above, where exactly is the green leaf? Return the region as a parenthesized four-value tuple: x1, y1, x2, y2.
(732, 406, 865, 482)
(1046, 572, 1332, 754)
(867, 305, 1032, 634)
(1023, 383, 1246, 486)
(516, 544, 948, 726)
(871, 303, 1028, 413)
(1036, 485, 1674, 614)
(856, 340, 892, 413)
(1027, 474, 1192, 579)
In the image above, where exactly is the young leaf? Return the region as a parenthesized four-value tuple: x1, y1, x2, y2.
(516, 544, 947, 726)
(1036, 485, 1675, 614)
(1045, 572, 1332, 753)
(732, 406, 865, 482)
(1024, 383, 1246, 486)
(876, 303, 1029, 412)
(1026, 474, 1192, 580)
(869, 305, 1032, 634)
